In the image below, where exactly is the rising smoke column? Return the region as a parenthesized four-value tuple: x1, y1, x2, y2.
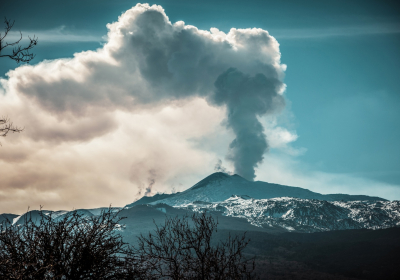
(211, 68, 285, 180)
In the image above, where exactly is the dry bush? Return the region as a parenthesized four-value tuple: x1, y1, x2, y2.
(129, 212, 257, 280)
(0, 207, 130, 279)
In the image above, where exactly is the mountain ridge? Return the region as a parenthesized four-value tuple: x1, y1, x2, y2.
(2, 172, 395, 234)
(129, 172, 386, 208)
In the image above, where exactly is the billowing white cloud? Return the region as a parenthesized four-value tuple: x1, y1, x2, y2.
(0, 97, 225, 214)
(0, 3, 288, 213)
(7, 4, 285, 116)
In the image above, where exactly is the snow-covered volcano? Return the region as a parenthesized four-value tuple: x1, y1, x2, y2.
(124, 172, 400, 233)
(127, 172, 385, 208)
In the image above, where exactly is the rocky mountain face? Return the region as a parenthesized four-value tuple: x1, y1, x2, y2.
(178, 195, 400, 232)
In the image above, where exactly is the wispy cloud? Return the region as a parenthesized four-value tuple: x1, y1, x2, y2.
(271, 23, 400, 39)
(6, 26, 103, 43)
(256, 153, 400, 201)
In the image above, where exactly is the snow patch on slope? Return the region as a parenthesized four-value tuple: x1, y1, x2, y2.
(177, 196, 400, 232)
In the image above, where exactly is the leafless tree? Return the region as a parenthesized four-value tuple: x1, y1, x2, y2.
(0, 207, 131, 279)
(0, 207, 258, 279)
(0, 17, 38, 63)
(129, 212, 257, 280)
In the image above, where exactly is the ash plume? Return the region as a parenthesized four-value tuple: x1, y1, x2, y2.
(211, 68, 285, 180)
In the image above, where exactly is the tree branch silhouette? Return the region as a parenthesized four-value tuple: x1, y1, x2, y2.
(0, 17, 38, 63)
(130, 212, 257, 279)
(0, 207, 131, 279)
(0, 18, 35, 145)
(0, 117, 23, 146)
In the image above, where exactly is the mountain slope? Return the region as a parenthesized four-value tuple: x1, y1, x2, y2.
(2, 173, 394, 235)
(0, 213, 18, 225)
(125, 193, 179, 208)
(139, 172, 385, 207)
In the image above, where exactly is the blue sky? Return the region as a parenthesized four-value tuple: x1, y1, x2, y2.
(1, 0, 399, 213)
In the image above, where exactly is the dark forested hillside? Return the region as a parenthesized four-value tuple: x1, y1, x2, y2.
(218, 227, 400, 279)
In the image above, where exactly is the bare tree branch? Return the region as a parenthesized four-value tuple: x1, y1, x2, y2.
(0, 17, 38, 64)
(0, 207, 131, 279)
(0, 117, 23, 146)
(0, 17, 34, 145)
(0, 117, 23, 136)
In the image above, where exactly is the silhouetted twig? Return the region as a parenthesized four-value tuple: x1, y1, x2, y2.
(0, 17, 38, 63)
